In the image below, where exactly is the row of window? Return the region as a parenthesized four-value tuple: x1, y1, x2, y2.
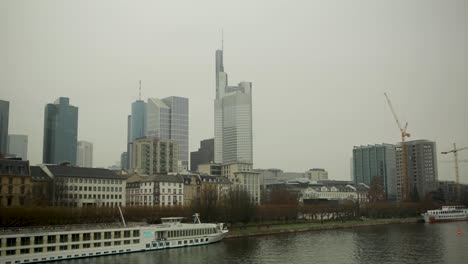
(1, 240, 140, 256)
(63, 193, 122, 200)
(1, 230, 140, 247)
(67, 186, 123, 192)
(64, 178, 123, 185)
(166, 228, 216, 238)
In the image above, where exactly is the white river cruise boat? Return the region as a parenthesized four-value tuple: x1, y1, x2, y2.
(422, 205, 468, 223)
(0, 214, 228, 264)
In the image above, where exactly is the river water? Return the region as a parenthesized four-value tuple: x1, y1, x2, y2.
(63, 222, 467, 264)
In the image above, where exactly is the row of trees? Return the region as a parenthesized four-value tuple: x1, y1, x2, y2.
(0, 186, 445, 228)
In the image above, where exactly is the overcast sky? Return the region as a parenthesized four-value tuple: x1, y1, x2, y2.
(1, 0, 467, 182)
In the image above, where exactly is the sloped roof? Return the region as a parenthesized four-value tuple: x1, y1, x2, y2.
(30, 165, 123, 180)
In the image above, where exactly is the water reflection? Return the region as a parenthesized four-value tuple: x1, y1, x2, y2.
(58, 222, 468, 264)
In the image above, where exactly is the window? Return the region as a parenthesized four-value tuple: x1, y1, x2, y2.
(60, 235, 68, 243)
(94, 232, 101, 240)
(104, 232, 111, 239)
(124, 231, 131, 238)
(34, 236, 43, 245)
(94, 243, 101, 247)
(114, 231, 121, 238)
(124, 240, 130, 245)
(6, 250, 16, 255)
(71, 245, 79, 250)
(47, 247, 55, 252)
(104, 242, 111, 247)
(7, 238, 16, 247)
(83, 233, 91, 241)
(21, 237, 31, 246)
(20, 248, 29, 254)
(59, 245, 67, 251)
(71, 234, 79, 242)
(83, 243, 90, 248)
(133, 230, 140, 237)
(34, 248, 43, 253)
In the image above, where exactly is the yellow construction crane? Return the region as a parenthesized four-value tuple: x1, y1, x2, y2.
(441, 143, 468, 202)
(384, 93, 411, 201)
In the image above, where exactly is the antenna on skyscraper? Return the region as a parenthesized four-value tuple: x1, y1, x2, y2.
(139, 80, 141, 100)
(221, 29, 224, 51)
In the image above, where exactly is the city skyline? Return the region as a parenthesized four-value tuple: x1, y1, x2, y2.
(1, 1, 467, 182)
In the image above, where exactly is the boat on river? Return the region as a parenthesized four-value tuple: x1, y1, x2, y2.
(0, 213, 228, 264)
(422, 205, 468, 223)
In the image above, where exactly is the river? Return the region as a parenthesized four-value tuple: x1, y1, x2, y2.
(62, 222, 468, 264)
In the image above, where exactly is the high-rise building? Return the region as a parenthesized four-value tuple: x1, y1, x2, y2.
(214, 49, 253, 164)
(0, 100, 9, 155)
(127, 100, 147, 170)
(146, 97, 189, 168)
(396, 139, 438, 201)
(7, 134, 28, 160)
(43, 97, 78, 165)
(190, 138, 214, 172)
(121, 152, 128, 170)
(353, 144, 397, 200)
(162, 96, 189, 169)
(77, 140, 93, 168)
(132, 137, 179, 175)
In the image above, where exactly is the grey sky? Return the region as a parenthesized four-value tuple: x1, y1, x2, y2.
(1, 0, 467, 182)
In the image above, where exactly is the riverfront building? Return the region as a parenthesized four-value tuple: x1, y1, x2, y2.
(0, 100, 10, 155)
(352, 144, 397, 200)
(222, 162, 260, 204)
(126, 174, 184, 207)
(214, 49, 253, 164)
(396, 139, 438, 201)
(42, 97, 78, 165)
(30, 165, 126, 207)
(7, 135, 28, 160)
(0, 158, 31, 207)
(190, 138, 214, 172)
(77, 141, 93, 168)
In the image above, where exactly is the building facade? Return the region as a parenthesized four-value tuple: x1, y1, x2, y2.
(353, 144, 397, 200)
(132, 137, 178, 175)
(0, 158, 31, 207)
(7, 134, 28, 160)
(0, 100, 10, 155)
(30, 165, 126, 207)
(190, 138, 214, 172)
(197, 163, 222, 176)
(305, 168, 328, 181)
(121, 152, 128, 170)
(43, 97, 78, 165)
(77, 141, 93, 168)
(127, 100, 147, 170)
(222, 162, 260, 204)
(214, 49, 253, 164)
(126, 174, 184, 207)
(396, 139, 438, 201)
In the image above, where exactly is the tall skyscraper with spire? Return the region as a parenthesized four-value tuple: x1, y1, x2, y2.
(214, 47, 253, 164)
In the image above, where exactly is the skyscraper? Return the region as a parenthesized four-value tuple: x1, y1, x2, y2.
(396, 139, 438, 201)
(77, 140, 93, 168)
(0, 100, 9, 155)
(7, 134, 28, 160)
(127, 100, 147, 169)
(43, 97, 78, 165)
(353, 144, 397, 200)
(146, 96, 189, 168)
(214, 49, 253, 164)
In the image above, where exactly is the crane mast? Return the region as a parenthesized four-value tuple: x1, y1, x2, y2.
(384, 93, 411, 201)
(441, 143, 468, 202)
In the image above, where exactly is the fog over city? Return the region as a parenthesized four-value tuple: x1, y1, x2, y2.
(1, 0, 467, 181)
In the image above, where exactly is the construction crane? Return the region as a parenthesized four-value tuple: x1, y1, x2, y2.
(441, 143, 468, 202)
(384, 93, 411, 201)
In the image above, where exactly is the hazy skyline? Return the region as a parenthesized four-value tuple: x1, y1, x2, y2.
(1, 0, 467, 182)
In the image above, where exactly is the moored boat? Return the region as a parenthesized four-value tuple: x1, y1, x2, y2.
(421, 205, 468, 223)
(0, 213, 228, 264)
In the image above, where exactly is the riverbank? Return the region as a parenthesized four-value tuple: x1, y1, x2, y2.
(225, 217, 420, 239)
